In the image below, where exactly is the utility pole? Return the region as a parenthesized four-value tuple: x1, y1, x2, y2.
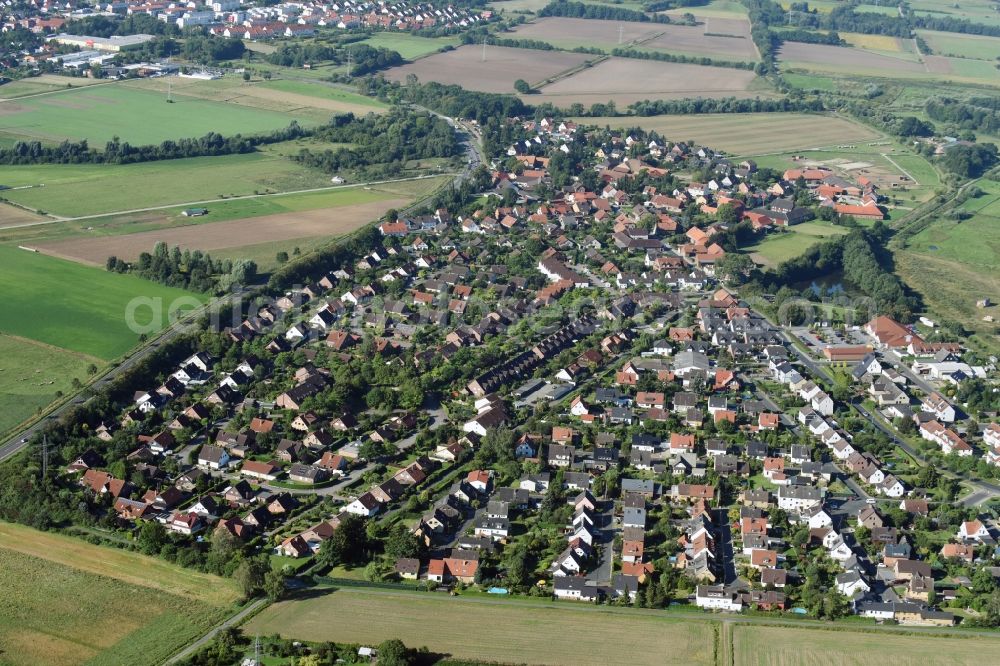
(253, 635, 260, 665)
(618, 24, 624, 45)
(346, 51, 353, 79)
(482, 36, 487, 62)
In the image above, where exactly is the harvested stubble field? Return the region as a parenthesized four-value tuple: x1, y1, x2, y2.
(510, 17, 757, 59)
(35, 197, 410, 265)
(531, 57, 759, 107)
(244, 587, 715, 666)
(580, 112, 880, 155)
(385, 45, 592, 92)
(0, 202, 44, 227)
(731, 623, 1000, 666)
(0, 522, 239, 666)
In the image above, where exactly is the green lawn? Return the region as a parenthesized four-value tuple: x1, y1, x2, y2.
(0, 84, 310, 145)
(0, 245, 205, 359)
(745, 221, 850, 267)
(357, 33, 460, 60)
(0, 153, 333, 218)
(0, 335, 101, 435)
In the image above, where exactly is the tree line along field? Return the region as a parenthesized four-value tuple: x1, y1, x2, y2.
(0, 245, 204, 360)
(0, 522, 239, 666)
(578, 112, 881, 156)
(243, 586, 716, 666)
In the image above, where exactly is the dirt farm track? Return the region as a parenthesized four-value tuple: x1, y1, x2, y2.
(33, 199, 407, 266)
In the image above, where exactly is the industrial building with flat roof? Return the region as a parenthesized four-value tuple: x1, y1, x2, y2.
(53, 33, 156, 52)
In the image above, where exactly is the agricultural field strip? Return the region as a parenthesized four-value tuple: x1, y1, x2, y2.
(3, 174, 450, 227)
(244, 586, 716, 666)
(577, 113, 883, 156)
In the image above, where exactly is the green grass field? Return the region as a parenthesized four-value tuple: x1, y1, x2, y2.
(911, 0, 1000, 28)
(782, 72, 841, 92)
(244, 587, 716, 666)
(0, 245, 205, 359)
(0, 153, 333, 218)
(99, 175, 447, 227)
(0, 522, 239, 666)
(0, 335, 101, 435)
(357, 33, 460, 60)
(918, 29, 1000, 61)
(0, 83, 311, 145)
(0, 75, 105, 99)
(578, 113, 881, 155)
(908, 201, 1000, 270)
(746, 221, 851, 267)
(255, 78, 388, 108)
(732, 623, 1000, 666)
(898, 179, 1000, 354)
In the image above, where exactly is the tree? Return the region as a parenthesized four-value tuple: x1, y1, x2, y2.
(318, 513, 367, 566)
(233, 557, 269, 599)
(376, 639, 411, 666)
(384, 525, 421, 559)
(715, 253, 755, 286)
(276, 251, 289, 264)
(513, 78, 531, 94)
(506, 546, 530, 589)
(137, 521, 167, 555)
(242, 71, 251, 82)
(264, 568, 286, 601)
